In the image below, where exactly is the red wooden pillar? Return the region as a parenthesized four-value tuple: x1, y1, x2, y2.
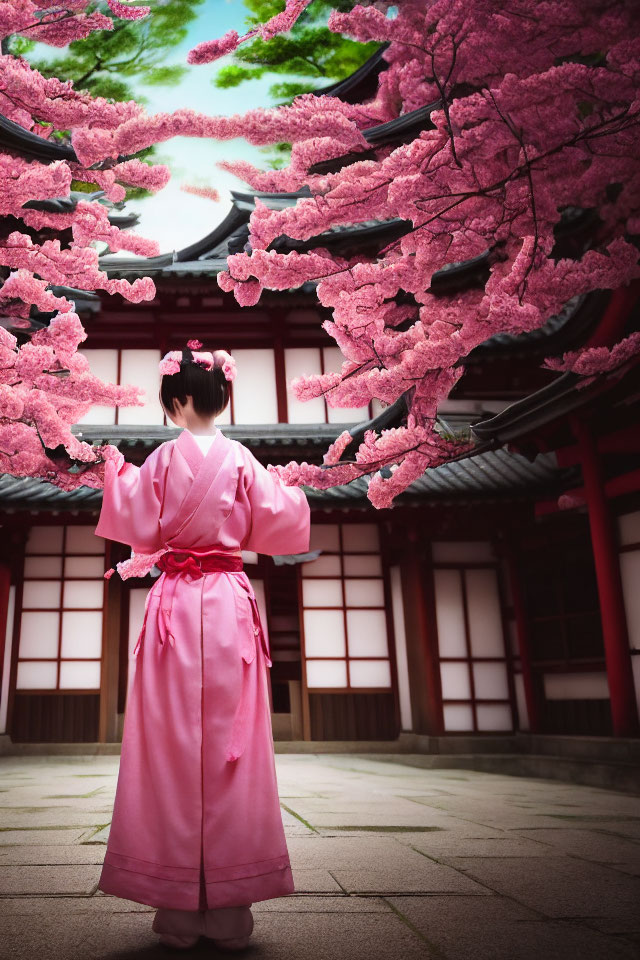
(504, 545, 541, 733)
(573, 417, 639, 736)
(400, 532, 443, 736)
(0, 564, 11, 697)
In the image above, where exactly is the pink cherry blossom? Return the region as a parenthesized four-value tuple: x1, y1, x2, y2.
(205, 0, 640, 508)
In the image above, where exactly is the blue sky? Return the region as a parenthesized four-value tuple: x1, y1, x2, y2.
(34, 1, 309, 252)
(122, 0, 293, 253)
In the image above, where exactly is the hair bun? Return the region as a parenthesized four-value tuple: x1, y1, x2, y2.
(159, 345, 237, 382)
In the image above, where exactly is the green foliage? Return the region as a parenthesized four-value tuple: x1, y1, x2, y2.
(215, 1, 377, 100)
(20, 0, 205, 199)
(25, 0, 203, 95)
(214, 0, 379, 168)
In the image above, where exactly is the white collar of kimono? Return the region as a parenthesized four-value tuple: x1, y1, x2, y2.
(177, 427, 221, 471)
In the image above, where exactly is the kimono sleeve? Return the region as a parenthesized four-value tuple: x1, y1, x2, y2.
(242, 450, 310, 556)
(94, 443, 170, 553)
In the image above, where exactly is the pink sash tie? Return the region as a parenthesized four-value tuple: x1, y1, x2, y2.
(132, 549, 267, 763)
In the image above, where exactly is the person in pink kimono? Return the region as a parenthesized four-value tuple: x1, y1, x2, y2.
(93, 341, 310, 951)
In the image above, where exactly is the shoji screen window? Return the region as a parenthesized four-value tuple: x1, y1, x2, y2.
(432, 541, 514, 733)
(16, 526, 105, 692)
(76, 349, 164, 425)
(284, 347, 385, 424)
(301, 523, 392, 690)
(230, 348, 278, 424)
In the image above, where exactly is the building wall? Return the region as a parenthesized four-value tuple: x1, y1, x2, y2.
(8, 524, 106, 742)
(77, 345, 385, 427)
(618, 509, 640, 722)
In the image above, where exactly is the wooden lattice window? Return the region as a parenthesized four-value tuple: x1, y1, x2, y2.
(432, 541, 514, 733)
(16, 525, 105, 692)
(301, 522, 392, 691)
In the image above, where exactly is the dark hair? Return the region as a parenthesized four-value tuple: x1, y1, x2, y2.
(160, 347, 230, 418)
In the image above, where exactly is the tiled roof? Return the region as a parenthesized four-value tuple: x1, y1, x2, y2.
(0, 426, 570, 514)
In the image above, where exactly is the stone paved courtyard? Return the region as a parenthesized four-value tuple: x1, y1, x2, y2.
(0, 754, 639, 959)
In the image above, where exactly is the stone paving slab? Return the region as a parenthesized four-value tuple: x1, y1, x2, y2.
(514, 828, 640, 873)
(388, 895, 639, 960)
(449, 855, 640, 919)
(289, 868, 344, 893)
(0, 844, 105, 866)
(402, 834, 560, 860)
(0, 864, 100, 897)
(1, 754, 639, 959)
(0, 895, 153, 916)
(0, 828, 89, 845)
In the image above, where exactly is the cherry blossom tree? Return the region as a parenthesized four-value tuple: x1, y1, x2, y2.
(185, 0, 640, 508)
(3, 1, 639, 511)
(0, 0, 166, 489)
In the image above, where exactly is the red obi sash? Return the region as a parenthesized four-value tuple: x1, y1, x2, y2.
(156, 550, 243, 578)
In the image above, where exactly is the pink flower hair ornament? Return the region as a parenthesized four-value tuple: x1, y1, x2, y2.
(158, 345, 236, 382)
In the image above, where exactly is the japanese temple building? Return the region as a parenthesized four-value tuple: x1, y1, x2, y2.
(0, 53, 639, 751)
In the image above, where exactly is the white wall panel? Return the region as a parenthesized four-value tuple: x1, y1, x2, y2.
(343, 554, 382, 577)
(64, 556, 105, 578)
(303, 609, 346, 657)
(24, 556, 62, 578)
(465, 569, 504, 657)
(65, 526, 105, 555)
(16, 660, 57, 690)
(443, 703, 473, 731)
(22, 581, 61, 610)
(618, 511, 640, 547)
(75, 349, 118, 424)
(341, 524, 379, 552)
(472, 662, 510, 700)
(390, 566, 413, 731)
(476, 704, 512, 731)
(216, 397, 232, 425)
(309, 524, 340, 552)
(284, 347, 325, 423)
(513, 673, 530, 731)
(26, 526, 63, 555)
(59, 660, 101, 690)
(344, 579, 385, 608)
(118, 349, 164, 425)
(60, 611, 103, 659)
(231, 348, 278, 424)
(434, 570, 467, 657)
(19, 612, 59, 658)
(0, 585, 15, 733)
(620, 550, 640, 651)
(346, 609, 389, 657)
(301, 555, 342, 577)
(440, 661, 471, 700)
(63, 581, 104, 610)
(306, 659, 348, 688)
(349, 659, 391, 688)
(302, 578, 343, 608)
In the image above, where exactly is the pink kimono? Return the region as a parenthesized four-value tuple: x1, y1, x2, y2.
(94, 427, 310, 911)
